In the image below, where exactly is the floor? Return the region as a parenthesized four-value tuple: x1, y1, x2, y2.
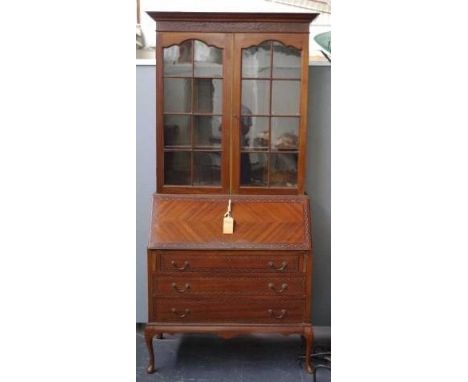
(136, 326, 331, 382)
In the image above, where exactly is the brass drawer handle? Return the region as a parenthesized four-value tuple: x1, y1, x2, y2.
(171, 260, 189, 271)
(171, 282, 191, 293)
(268, 261, 287, 271)
(268, 282, 288, 294)
(268, 309, 287, 319)
(171, 308, 190, 318)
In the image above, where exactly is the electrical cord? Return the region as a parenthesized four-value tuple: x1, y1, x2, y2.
(310, 349, 331, 382)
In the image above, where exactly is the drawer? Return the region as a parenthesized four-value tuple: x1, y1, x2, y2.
(152, 297, 305, 323)
(153, 275, 305, 297)
(158, 251, 302, 273)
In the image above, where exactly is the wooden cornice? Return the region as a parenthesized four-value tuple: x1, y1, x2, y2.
(146, 11, 319, 24)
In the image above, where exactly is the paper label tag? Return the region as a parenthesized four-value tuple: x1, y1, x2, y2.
(223, 215, 234, 234)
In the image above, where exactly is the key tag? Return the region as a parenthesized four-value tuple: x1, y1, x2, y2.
(223, 199, 234, 234)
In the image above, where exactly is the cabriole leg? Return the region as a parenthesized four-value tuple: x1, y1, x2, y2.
(304, 326, 315, 374)
(144, 326, 157, 373)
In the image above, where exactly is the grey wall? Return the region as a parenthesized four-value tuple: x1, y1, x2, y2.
(136, 66, 156, 323)
(136, 65, 331, 326)
(307, 66, 331, 326)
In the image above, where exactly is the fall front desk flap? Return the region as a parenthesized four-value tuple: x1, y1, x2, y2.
(148, 194, 311, 250)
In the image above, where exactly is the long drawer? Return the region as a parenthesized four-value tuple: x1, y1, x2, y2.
(152, 297, 305, 323)
(153, 275, 305, 297)
(156, 251, 303, 273)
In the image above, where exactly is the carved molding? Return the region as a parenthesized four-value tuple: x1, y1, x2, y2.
(154, 193, 309, 202)
(161, 38, 223, 50)
(157, 21, 310, 33)
(242, 39, 302, 52)
(152, 242, 309, 250)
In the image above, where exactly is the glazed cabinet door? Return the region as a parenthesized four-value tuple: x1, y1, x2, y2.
(232, 34, 309, 194)
(157, 33, 232, 193)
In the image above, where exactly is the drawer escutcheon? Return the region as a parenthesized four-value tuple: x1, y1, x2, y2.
(268, 309, 287, 319)
(268, 261, 288, 271)
(171, 260, 190, 271)
(171, 308, 190, 318)
(268, 282, 288, 293)
(171, 282, 191, 293)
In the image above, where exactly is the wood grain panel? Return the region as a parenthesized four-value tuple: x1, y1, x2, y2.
(159, 252, 300, 273)
(148, 194, 311, 250)
(153, 275, 305, 296)
(152, 297, 305, 323)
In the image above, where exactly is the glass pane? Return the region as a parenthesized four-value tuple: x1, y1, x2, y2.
(271, 80, 300, 115)
(164, 151, 191, 185)
(271, 117, 299, 151)
(163, 41, 193, 77)
(241, 80, 270, 115)
(194, 116, 222, 148)
(194, 40, 223, 77)
(240, 153, 268, 186)
(193, 79, 223, 114)
(164, 78, 192, 113)
(193, 152, 221, 186)
(272, 42, 301, 79)
(164, 115, 191, 147)
(240, 116, 269, 150)
(270, 153, 298, 187)
(242, 42, 271, 78)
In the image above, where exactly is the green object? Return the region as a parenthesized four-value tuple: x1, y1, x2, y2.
(314, 31, 331, 55)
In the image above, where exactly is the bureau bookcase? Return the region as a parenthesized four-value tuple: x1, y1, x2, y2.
(144, 11, 318, 374)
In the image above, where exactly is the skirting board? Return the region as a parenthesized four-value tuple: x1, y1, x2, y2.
(136, 323, 330, 344)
